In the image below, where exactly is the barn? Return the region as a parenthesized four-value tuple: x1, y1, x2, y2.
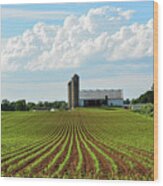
(79, 89, 123, 107)
(68, 74, 123, 109)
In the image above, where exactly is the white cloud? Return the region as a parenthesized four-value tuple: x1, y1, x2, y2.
(1, 6, 153, 72)
(118, 9, 135, 20)
(1, 8, 73, 20)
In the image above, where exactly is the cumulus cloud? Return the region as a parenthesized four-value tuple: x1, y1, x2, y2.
(1, 6, 153, 72)
(2, 8, 73, 20)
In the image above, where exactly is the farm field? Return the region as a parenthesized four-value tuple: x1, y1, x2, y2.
(1, 108, 154, 180)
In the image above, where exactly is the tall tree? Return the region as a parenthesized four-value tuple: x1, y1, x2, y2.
(132, 84, 154, 104)
(1, 99, 10, 111)
(15, 100, 27, 111)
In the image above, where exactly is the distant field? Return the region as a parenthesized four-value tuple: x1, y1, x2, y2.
(1, 108, 154, 180)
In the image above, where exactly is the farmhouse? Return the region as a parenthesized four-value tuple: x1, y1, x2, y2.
(68, 74, 123, 109)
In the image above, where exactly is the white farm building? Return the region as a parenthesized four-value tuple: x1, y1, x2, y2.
(79, 89, 123, 107)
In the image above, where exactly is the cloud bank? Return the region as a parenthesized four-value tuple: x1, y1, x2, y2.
(1, 6, 153, 72)
(2, 8, 72, 20)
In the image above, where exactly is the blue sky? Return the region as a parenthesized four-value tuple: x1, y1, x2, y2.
(1, 1, 154, 102)
(2, 2, 153, 38)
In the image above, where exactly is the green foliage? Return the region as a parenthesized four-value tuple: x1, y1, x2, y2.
(15, 100, 27, 111)
(80, 125, 118, 174)
(134, 103, 154, 117)
(123, 98, 130, 104)
(54, 133, 74, 176)
(132, 85, 154, 104)
(140, 91, 154, 103)
(76, 134, 83, 172)
(27, 102, 36, 110)
(1, 99, 68, 111)
(79, 130, 100, 174)
(1, 99, 15, 111)
(81, 108, 154, 150)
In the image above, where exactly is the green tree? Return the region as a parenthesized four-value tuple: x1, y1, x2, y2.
(15, 100, 27, 111)
(27, 102, 36, 110)
(1, 99, 10, 111)
(132, 84, 154, 104)
(123, 98, 130, 104)
(37, 101, 44, 108)
(138, 91, 154, 104)
(44, 101, 51, 109)
(10, 101, 16, 111)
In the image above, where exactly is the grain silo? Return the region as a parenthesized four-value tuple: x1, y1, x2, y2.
(71, 74, 79, 108)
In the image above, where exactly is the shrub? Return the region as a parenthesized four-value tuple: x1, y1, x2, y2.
(134, 103, 154, 117)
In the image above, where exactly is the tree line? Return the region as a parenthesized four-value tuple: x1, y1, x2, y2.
(123, 84, 154, 105)
(1, 85, 154, 111)
(1, 99, 68, 111)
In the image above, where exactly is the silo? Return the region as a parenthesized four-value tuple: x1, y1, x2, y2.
(71, 74, 79, 108)
(68, 81, 72, 109)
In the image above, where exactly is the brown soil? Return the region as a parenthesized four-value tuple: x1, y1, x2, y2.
(2, 127, 61, 163)
(59, 126, 79, 177)
(121, 145, 154, 160)
(79, 125, 113, 179)
(26, 128, 67, 176)
(3, 127, 65, 176)
(81, 124, 149, 177)
(76, 126, 96, 178)
(48, 129, 72, 176)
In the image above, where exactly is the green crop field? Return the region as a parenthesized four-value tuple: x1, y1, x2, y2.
(1, 108, 154, 180)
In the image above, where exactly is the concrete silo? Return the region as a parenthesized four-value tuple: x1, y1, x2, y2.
(67, 74, 79, 109)
(68, 81, 72, 109)
(71, 74, 79, 108)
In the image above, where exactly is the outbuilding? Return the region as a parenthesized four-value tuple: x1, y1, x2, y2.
(79, 89, 123, 107)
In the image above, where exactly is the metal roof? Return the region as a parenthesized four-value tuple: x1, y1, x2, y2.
(80, 89, 123, 100)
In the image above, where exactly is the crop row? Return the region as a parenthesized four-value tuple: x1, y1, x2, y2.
(2, 111, 154, 180)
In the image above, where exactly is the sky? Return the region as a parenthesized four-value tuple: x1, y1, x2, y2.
(1, 1, 154, 102)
